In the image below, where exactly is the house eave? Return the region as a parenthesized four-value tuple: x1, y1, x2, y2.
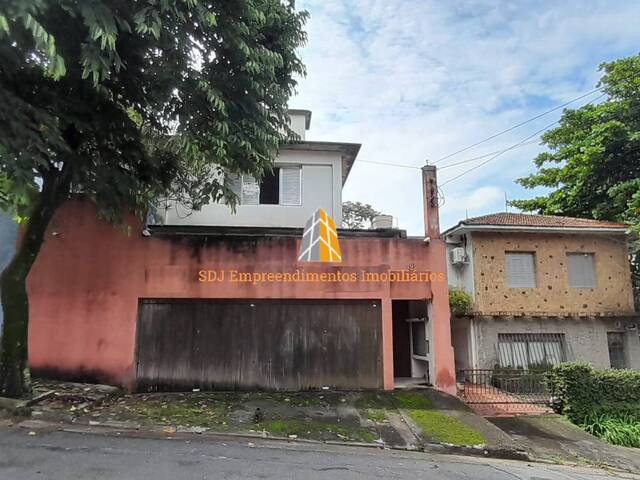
(281, 141, 361, 185)
(442, 223, 628, 237)
(148, 224, 406, 239)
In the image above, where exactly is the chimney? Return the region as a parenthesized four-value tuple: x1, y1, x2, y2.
(422, 165, 440, 239)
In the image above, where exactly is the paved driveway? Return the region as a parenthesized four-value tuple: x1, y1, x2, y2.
(489, 415, 640, 473)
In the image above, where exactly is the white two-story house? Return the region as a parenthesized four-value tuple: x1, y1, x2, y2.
(160, 110, 359, 228)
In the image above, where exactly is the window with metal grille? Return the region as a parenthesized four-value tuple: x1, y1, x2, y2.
(566, 253, 596, 288)
(498, 333, 566, 369)
(607, 332, 627, 369)
(505, 252, 536, 288)
(227, 165, 302, 206)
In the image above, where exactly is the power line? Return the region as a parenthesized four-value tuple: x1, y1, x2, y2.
(356, 159, 420, 170)
(432, 87, 603, 165)
(439, 93, 607, 187)
(356, 139, 540, 171)
(438, 139, 540, 171)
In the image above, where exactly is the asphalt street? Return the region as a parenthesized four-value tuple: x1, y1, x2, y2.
(0, 426, 636, 480)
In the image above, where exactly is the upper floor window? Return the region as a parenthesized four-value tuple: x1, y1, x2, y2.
(228, 165, 302, 206)
(505, 252, 536, 288)
(566, 252, 595, 288)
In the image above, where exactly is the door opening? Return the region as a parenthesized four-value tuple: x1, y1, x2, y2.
(392, 299, 430, 387)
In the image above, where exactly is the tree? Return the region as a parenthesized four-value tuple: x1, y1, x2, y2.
(342, 201, 381, 229)
(0, 0, 307, 397)
(511, 54, 640, 308)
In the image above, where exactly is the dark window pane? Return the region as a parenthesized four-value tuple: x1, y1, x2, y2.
(259, 168, 279, 204)
(607, 332, 626, 369)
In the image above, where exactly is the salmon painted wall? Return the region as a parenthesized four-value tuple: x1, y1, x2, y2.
(27, 199, 455, 392)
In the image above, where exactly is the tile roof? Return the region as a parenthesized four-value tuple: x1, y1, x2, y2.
(458, 212, 627, 229)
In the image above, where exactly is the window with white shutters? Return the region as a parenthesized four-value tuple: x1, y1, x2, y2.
(225, 166, 302, 206)
(505, 252, 536, 288)
(279, 165, 302, 205)
(498, 333, 566, 369)
(566, 253, 595, 288)
(241, 173, 260, 205)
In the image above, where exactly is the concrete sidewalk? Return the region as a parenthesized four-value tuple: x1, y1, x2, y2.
(3, 380, 521, 458)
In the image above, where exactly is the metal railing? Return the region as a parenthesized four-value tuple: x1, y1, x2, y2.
(457, 369, 552, 405)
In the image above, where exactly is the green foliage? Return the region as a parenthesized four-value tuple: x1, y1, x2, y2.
(449, 287, 472, 316)
(545, 363, 640, 423)
(581, 411, 640, 448)
(0, 0, 308, 221)
(342, 201, 381, 229)
(0, 0, 307, 396)
(510, 53, 640, 308)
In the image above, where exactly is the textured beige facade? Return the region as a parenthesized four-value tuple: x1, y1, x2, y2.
(471, 231, 635, 316)
(453, 315, 640, 370)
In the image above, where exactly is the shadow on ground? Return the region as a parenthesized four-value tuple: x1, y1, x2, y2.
(489, 415, 640, 473)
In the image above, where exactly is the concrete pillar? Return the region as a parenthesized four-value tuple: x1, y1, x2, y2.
(422, 165, 440, 240)
(422, 165, 456, 394)
(381, 297, 394, 390)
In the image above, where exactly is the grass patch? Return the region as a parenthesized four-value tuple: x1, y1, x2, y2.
(355, 392, 396, 410)
(406, 410, 486, 446)
(258, 419, 376, 443)
(392, 392, 433, 410)
(355, 391, 432, 410)
(365, 408, 387, 422)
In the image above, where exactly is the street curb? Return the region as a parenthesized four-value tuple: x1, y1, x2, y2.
(0, 397, 31, 417)
(14, 417, 530, 462)
(422, 442, 529, 461)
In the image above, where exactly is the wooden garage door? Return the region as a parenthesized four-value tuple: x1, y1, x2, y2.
(135, 299, 382, 392)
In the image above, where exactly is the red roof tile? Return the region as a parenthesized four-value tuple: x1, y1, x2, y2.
(459, 212, 627, 229)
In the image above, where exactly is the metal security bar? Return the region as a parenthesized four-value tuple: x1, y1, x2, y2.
(457, 369, 552, 405)
(496, 333, 570, 369)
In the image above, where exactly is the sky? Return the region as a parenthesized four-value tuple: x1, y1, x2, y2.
(289, 0, 640, 235)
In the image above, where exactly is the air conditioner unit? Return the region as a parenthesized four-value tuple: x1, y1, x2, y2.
(450, 247, 467, 265)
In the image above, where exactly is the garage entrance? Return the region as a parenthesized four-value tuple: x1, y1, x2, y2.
(135, 299, 382, 392)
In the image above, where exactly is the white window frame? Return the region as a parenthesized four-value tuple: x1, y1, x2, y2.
(228, 165, 302, 206)
(566, 252, 596, 289)
(407, 317, 429, 361)
(505, 251, 536, 288)
(278, 164, 302, 206)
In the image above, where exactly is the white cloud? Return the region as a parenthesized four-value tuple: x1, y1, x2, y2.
(291, 0, 640, 234)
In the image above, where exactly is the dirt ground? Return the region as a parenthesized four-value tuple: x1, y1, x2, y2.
(28, 380, 500, 449)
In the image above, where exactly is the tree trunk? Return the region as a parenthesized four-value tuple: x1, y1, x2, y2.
(0, 174, 67, 398)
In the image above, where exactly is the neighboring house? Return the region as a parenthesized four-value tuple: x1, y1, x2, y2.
(444, 213, 639, 373)
(25, 110, 456, 394)
(0, 211, 18, 330)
